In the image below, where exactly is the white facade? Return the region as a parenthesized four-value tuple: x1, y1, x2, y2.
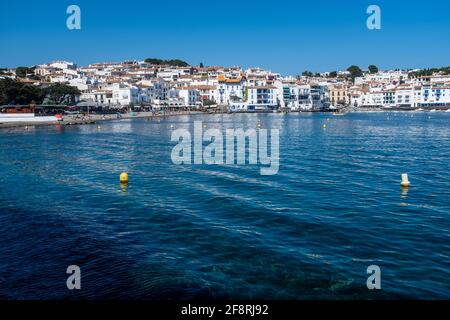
(216, 77, 246, 105)
(179, 89, 201, 108)
(246, 86, 277, 111)
(395, 87, 415, 107)
(419, 85, 450, 108)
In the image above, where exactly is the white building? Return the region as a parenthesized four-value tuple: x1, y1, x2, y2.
(141, 79, 170, 101)
(246, 86, 278, 112)
(80, 91, 113, 105)
(115, 84, 140, 105)
(395, 86, 415, 108)
(216, 75, 246, 105)
(295, 84, 330, 111)
(419, 85, 450, 108)
(178, 88, 201, 108)
(49, 61, 77, 71)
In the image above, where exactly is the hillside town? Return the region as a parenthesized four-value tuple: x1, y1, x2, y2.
(1, 60, 450, 113)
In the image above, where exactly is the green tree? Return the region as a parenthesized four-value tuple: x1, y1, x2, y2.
(15, 66, 35, 78)
(0, 78, 45, 105)
(368, 65, 379, 74)
(408, 66, 450, 78)
(44, 83, 80, 104)
(328, 71, 338, 78)
(347, 65, 363, 81)
(302, 70, 314, 77)
(167, 59, 189, 67)
(144, 58, 190, 67)
(203, 99, 216, 106)
(244, 87, 249, 101)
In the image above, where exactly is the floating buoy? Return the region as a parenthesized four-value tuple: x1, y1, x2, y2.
(322, 124, 327, 129)
(203, 124, 207, 128)
(170, 124, 174, 129)
(120, 172, 129, 184)
(97, 125, 101, 130)
(401, 173, 410, 188)
(327, 118, 330, 122)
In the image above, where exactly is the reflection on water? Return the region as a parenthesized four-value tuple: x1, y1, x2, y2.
(120, 182, 129, 193)
(401, 187, 409, 198)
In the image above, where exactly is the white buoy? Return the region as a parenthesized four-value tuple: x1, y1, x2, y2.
(401, 173, 410, 188)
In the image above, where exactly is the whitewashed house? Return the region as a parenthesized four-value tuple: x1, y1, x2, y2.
(179, 88, 201, 108)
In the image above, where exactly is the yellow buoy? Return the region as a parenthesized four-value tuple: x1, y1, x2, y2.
(401, 173, 410, 188)
(322, 124, 327, 129)
(120, 172, 129, 183)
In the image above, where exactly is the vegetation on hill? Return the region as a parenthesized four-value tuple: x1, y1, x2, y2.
(347, 65, 363, 81)
(15, 66, 36, 78)
(0, 78, 80, 105)
(368, 65, 379, 74)
(409, 66, 450, 78)
(144, 58, 190, 67)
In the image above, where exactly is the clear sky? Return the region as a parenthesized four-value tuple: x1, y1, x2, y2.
(0, 0, 449, 75)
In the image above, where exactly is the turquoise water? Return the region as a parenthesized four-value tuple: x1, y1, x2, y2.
(0, 112, 449, 299)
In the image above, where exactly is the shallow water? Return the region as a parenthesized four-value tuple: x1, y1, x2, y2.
(0, 112, 449, 299)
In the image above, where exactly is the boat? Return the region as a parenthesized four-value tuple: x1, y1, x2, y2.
(0, 106, 62, 123)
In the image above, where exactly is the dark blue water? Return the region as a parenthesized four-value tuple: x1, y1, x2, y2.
(0, 112, 449, 299)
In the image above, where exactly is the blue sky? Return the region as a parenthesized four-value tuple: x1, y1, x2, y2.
(0, 0, 449, 75)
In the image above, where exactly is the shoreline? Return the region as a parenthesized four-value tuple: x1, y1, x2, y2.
(1, 108, 449, 129)
(0, 110, 203, 129)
